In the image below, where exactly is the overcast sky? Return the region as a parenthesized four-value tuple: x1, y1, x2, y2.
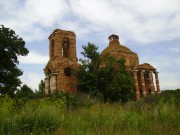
(1, 0, 180, 90)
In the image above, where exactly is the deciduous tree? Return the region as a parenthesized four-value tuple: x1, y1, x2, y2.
(76, 43, 134, 103)
(0, 25, 29, 96)
(76, 43, 100, 95)
(16, 84, 34, 99)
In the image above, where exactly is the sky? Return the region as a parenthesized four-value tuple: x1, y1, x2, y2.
(0, 0, 180, 90)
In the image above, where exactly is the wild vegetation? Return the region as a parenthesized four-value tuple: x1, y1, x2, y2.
(0, 26, 179, 135)
(0, 89, 179, 135)
(75, 43, 134, 103)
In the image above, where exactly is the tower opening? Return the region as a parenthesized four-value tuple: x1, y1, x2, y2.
(64, 67, 71, 77)
(62, 37, 70, 58)
(51, 39, 54, 58)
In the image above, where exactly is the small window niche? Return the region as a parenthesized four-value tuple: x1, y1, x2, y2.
(64, 67, 71, 77)
(51, 39, 54, 57)
(62, 37, 70, 58)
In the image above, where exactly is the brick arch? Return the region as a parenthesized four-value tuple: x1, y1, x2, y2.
(44, 62, 56, 75)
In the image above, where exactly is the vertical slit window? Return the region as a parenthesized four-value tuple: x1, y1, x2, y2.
(62, 37, 69, 58)
(51, 39, 54, 57)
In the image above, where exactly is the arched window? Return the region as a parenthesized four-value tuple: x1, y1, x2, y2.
(62, 37, 69, 58)
(51, 39, 54, 57)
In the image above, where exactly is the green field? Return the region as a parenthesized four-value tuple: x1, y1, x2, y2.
(0, 90, 179, 135)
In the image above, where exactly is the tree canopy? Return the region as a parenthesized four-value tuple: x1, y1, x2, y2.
(0, 25, 29, 96)
(76, 43, 134, 103)
(76, 43, 100, 95)
(15, 84, 34, 99)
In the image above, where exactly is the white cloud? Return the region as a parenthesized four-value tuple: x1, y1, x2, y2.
(118, 0, 180, 16)
(1, 0, 179, 43)
(0, 0, 69, 42)
(140, 53, 180, 72)
(19, 51, 49, 64)
(170, 44, 180, 52)
(21, 0, 68, 27)
(60, 21, 92, 39)
(20, 72, 45, 90)
(69, 0, 180, 43)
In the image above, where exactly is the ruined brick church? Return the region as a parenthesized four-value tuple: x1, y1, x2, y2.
(44, 29, 161, 100)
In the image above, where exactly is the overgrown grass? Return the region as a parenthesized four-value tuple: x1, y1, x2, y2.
(0, 90, 179, 135)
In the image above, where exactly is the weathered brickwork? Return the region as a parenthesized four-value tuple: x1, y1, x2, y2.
(101, 35, 139, 69)
(44, 30, 160, 100)
(44, 29, 78, 94)
(101, 34, 161, 100)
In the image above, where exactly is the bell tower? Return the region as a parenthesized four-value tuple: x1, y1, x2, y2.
(44, 29, 78, 94)
(48, 29, 77, 61)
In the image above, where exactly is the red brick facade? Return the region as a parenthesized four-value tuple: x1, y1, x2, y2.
(44, 29, 78, 94)
(101, 34, 160, 100)
(44, 30, 160, 100)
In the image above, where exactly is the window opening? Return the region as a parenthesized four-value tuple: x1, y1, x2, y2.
(62, 38, 69, 58)
(51, 39, 54, 57)
(64, 67, 71, 77)
(148, 89, 151, 95)
(140, 89, 143, 97)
